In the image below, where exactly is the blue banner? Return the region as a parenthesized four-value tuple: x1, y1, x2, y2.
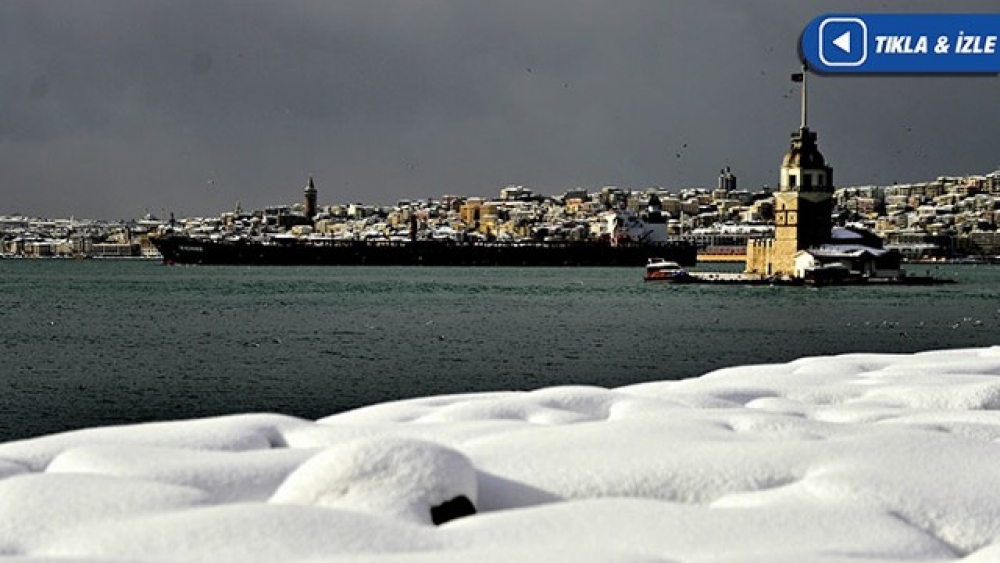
(801, 14, 1000, 74)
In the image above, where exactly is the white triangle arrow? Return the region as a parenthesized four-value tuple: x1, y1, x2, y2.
(833, 31, 852, 54)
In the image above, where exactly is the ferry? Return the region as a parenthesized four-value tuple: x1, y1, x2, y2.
(643, 258, 692, 282)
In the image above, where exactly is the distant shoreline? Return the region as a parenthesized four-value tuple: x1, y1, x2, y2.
(4, 253, 1000, 267)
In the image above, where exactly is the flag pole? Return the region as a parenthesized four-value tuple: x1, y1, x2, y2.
(800, 64, 808, 130)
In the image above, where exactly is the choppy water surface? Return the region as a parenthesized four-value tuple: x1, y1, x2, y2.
(1, 259, 996, 441)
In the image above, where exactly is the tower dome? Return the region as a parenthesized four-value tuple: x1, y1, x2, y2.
(781, 128, 827, 170)
(780, 126, 833, 193)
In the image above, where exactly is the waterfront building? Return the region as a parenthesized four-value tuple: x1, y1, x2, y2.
(458, 198, 483, 225)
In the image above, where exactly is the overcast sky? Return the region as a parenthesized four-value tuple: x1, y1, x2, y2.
(2, 1, 998, 220)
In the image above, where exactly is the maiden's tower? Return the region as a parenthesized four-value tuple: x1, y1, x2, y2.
(746, 69, 835, 278)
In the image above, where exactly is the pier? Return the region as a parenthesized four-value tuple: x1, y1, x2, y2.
(661, 270, 954, 286)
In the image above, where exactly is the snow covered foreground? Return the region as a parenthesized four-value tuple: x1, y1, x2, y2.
(5, 348, 1000, 562)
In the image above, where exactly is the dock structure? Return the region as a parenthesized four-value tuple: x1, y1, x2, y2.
(658, 270, 953, 287)
(696, 252, 747, 263)
(685, 272, 776, 284)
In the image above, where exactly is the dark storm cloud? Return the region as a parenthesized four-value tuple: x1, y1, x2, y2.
(1, 0, 998, 219)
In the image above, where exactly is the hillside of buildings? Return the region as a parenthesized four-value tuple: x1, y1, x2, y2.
(3, 169, 1000, 261)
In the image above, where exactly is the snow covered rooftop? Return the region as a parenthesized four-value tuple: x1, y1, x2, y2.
(830, 226, 867, 241)
(810, 245, 893, 258)
(4, 347, 1000, 561)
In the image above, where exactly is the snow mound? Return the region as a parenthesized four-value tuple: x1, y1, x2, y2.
(2, 346, 1000, 561)
(270, 437, 476, 525)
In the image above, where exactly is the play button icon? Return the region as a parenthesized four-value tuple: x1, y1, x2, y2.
(833, 31, 852, 54)
(819, 18, 867, 66)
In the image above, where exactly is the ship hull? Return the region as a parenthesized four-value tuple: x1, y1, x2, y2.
(151, 236, 697, 267)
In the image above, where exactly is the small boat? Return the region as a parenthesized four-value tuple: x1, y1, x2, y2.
(643, 258, 691, 282)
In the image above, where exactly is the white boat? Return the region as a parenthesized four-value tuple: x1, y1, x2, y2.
(643, 258, 690, 282)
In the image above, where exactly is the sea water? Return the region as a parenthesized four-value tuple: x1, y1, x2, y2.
(1, 259, 996, 441)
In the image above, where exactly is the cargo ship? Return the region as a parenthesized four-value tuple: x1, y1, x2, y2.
(152, 177, 696, 267)
(151, 234, 696, 267)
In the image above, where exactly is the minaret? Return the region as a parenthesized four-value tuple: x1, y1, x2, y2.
(303, 175, 318, 222)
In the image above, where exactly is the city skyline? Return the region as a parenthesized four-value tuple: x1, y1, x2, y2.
(3, 0, 999, 220)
